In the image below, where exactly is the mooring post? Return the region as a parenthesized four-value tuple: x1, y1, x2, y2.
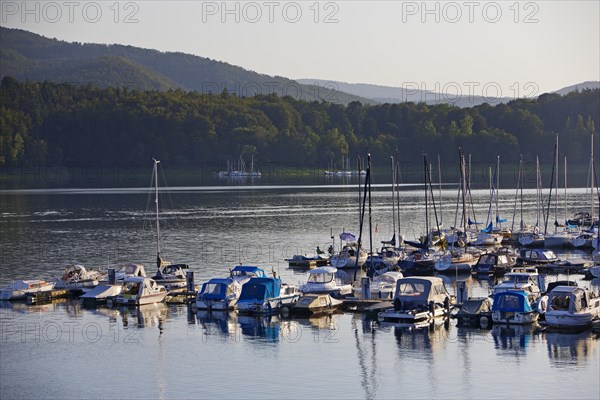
(108, 268, 116, 285)
(186, 271, 195, 293)
(361, 277, 371, 300)
(456, 280, 467, 304)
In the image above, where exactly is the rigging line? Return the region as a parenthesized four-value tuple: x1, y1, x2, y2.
(140, 161, 156, 259)
(159, 163, 181, 230)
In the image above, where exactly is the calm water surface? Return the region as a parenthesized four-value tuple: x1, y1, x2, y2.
(0, 185, 599, 399)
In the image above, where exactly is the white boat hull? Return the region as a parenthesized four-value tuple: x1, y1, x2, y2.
(492, 310, 538, 325)
(545, 311, 600, 329)
(0, 283, 56, 301)
(237, 294, 300, 314)
(115, 291, 167, 306)
(195, 298, 236, 311)
(330, 255, 367, 269)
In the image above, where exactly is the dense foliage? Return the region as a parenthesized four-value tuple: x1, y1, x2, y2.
(0, 77, 597, 170)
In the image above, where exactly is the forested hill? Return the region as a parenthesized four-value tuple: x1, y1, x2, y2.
(0, 27, 375, 105)
(1, 77, 597, 173)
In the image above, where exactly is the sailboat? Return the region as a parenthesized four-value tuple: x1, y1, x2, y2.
(571, 133, 598, 248)
(149, 159, 190, 291)
(519, 157, 546, 247)
(545, 136, 576, 247)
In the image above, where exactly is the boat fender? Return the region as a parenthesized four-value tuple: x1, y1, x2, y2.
(107, 299, 114, 308)
(479, 315, 491, 329)
(537, 296, 548, 314)
(394, 298, 402, 310)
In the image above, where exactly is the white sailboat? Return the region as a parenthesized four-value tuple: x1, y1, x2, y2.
(149, 159, 190, 291)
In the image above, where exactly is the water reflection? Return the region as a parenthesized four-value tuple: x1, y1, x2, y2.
(352, 314, 379, 400)
(491, 324, 542, 356)
(116, 303, 168, 332)
(196, 309, 239, 337)
(544, 330, 598, 368)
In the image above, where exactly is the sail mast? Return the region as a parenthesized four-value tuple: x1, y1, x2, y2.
(391, 156, 396, 241)
(153, 158, 162, 267)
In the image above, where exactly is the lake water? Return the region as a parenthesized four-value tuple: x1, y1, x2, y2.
(1, 183, 599, 399)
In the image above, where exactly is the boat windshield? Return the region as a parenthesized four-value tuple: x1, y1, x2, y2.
(542, 251, 556, 260)
(202, 283, 229, 296)
(503, 274, 529, 284)
(495, 293, 523, 309)
(119, 265, 138, 274)
(477, 254, 497, 265)
(122, 282, 140, 295)
(308, 273, 334, 284)
(397, 282, 427, 298)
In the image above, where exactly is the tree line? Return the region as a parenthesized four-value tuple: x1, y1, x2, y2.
(0, 77, 597, 171)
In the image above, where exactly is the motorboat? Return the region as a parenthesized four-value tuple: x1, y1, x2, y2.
(113, 276, 167, 306)
(377, 277, 453, 323)
(364, 245, 403, 274)
(298, 266, 352, 298)
(195, 265, 266, 310)
(353, 271, 403, 300)
(516, 248, 591, 272)
(452, 297, 493, 328)
(0, 280, 55, 301)
(544, 286, 600, 330)
(196, 278, 244, 310)
(53, 264, 105, 291)
(151, 262, 189, 291)
(291, 294, 343, 315)
(471, 248, 516, 276)
(491, 290, 541, 325)
(330, 242, 367, 269)
(237, 277, 301, 314)
(492, 267, 541, 296)
(115, 263, 146, 280)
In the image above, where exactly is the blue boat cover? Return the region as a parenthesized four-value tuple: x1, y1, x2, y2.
(239, 277, 281, 301)
(492, 291, 533, 313)
(199, 278, 233, 300)
(496, 216, 508, 223)
(340, 232, 356, 242)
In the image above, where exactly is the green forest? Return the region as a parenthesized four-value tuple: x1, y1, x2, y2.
(0, 77, 598, 175)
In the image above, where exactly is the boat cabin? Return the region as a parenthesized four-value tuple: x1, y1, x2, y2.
(548, 286, 592, 313)
(518, 249, 559, 265)
(230, 265, 267, 279)
(393, 277, 451, 311)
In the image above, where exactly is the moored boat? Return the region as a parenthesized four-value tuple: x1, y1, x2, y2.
(491, 290, 540, 325)
(0, 280, 55, 301)
(298, 266, 352, 298)
(237, 277, 301, 314)
(54, 264, 105, 291)
(291, 294, 343, 315)
(114, 276, 167, 306)
(377, 277, 453, 324)
(544, 286, 600, 330)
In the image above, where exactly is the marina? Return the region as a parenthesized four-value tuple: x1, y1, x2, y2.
(1, 183, 599, 399)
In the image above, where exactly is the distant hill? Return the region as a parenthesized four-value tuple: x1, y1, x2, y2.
(297, 78, 513, 107)
(0, 27, 376, 105)
(553, 81, 600, 95)
(297, 79, 600, 108)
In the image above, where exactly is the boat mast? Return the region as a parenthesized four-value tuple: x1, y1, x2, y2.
(564, 155, 568, 228)
(438, 154, 443, 226)
(496, 155, 500, 228)
(153, 158, 162, 268)
(391, 156, 396, 243)
(395, 149, 402, 246)
(591, 132, 595, 223)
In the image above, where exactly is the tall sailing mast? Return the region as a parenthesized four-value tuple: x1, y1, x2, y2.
(153, 158, 162, 269)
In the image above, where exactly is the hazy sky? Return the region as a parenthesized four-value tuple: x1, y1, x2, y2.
(2, 1, 599, 96)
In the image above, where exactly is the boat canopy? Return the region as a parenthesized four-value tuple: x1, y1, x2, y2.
(117, 263, 146, 277)
(239, 277, 281, 300)
(394, 277, 447, 303)
(492, 291, 533, 313)
(231, 266, 266, 278)
(199, 278, 236, 300)
(548, 286, 588, 313)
